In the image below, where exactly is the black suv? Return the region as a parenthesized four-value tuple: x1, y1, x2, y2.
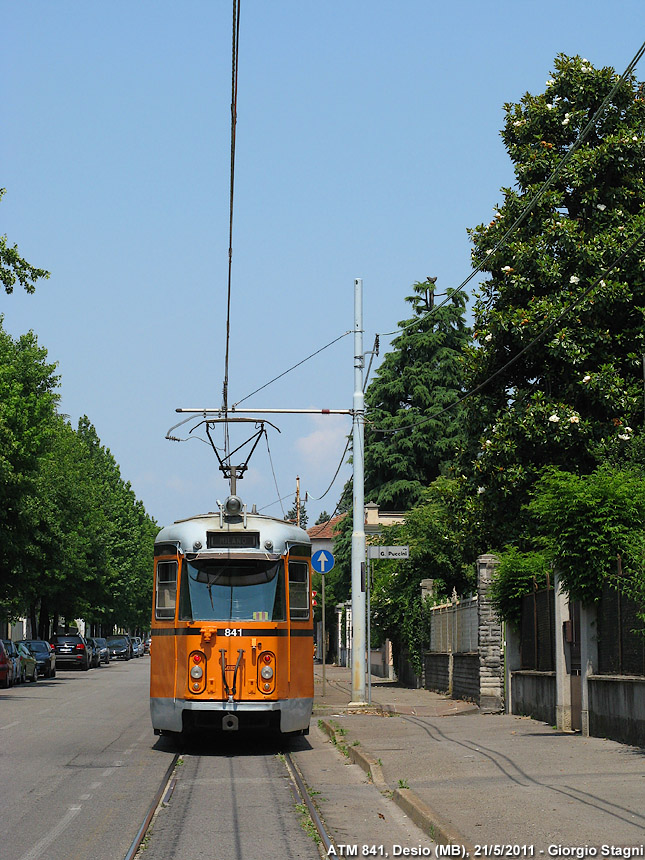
(50, 633, 91, 670)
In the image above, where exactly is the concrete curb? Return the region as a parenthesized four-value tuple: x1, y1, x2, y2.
(319, 719, 473, 850)
(392, 789, 475, 852)
(319, 719, 386, 785)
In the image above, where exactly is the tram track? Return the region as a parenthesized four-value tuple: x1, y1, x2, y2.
(124, 752, 180, 860)
(123, 741, 335, 860)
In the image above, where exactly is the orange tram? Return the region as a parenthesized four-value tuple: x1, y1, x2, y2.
(150, 493, 313, 737)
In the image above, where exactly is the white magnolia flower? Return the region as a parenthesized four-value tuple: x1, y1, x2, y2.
(546, 103, 554, 110)
(513, 120, 523, 127)
(583, 375, 591, 383)
(484, 439, 492, 447)
(484, 333, 493, 342)
(546, 79, 555, 86)
(562, 118, 570, 126)
(570, 275, 580, 284)
(501, 265, 513, 273)
(633, 136, 638, 141)
(599, 280, 606, 287)
(548, 414, 560, 423)
(596, 203, 606, 211)
(569, 414, 580, 424)
(625, 426, 633, 433)
(618, 433, 631, 441)
(477, 486, 486, 495)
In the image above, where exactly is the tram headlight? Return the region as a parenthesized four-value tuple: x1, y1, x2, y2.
(190, 665, 204, 679)
(224, 495, 243, 515)
(260, 665, 273, 680)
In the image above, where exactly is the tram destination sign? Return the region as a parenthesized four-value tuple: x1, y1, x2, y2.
(207, 531, 260, 549)
(367, 545, 410, 560)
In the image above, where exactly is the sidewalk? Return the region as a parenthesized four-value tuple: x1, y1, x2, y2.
(313, 664, 645, 852)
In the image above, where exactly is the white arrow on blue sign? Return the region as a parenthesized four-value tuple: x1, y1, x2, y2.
(311, 549, 335, 573)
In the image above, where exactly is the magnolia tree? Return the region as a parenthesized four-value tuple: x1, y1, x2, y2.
(463, 54, 645, 547)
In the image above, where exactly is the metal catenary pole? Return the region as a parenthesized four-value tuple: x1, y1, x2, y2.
(350, 277, 367, 705)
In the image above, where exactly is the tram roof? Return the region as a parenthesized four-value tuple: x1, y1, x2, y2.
(155, 510, 310, 555)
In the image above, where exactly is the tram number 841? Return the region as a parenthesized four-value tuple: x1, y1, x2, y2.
(224, 628, 243, 637)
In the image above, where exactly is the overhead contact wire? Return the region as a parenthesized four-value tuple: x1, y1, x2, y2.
(222, 0, 241, 457)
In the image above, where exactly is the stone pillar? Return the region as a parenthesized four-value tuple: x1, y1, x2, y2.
(580, 603, 598, 737)
(477, 554, 504, 713)
(420, 579, 435, 601)
(554, 570, 572, 731)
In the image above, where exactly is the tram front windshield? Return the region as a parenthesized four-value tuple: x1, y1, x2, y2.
(179, 559, 286, 622)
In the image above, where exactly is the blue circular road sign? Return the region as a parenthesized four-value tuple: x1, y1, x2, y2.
(311, 549, 335, 574)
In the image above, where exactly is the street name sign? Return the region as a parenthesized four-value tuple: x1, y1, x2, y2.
(367, 545, 410, 560)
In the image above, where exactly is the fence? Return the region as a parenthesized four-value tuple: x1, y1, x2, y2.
(597, 583, 645, 676)
(519, 587, 555, 671)
(424, 595, 480, 701)
(429, 596, 478, 654)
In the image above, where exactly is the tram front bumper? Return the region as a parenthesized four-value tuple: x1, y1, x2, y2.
(150, 696, 313, 734)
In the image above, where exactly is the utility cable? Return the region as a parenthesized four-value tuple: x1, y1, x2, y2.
(306, 432, 353, 502)
(264, 431, 286, 517)
(379, 39, 645, 340)
(232, 330, 352, 408)
(371, 225, 645, 434)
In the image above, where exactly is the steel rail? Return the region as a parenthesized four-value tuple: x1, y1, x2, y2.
(283, 750, 335, 855)
(123, 752, 180, 860)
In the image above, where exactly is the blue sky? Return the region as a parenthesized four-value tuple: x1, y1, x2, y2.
(2, 1, 642, 527)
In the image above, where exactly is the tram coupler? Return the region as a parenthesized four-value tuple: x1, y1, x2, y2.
(222, 714, 239, 731)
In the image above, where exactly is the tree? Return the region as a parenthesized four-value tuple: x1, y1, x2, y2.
(285, 501, 308, 529)
(463, 54, 645, 548)
(491, 465, 645, 628)
(0, 319, 59, 616)
(364, 282, 471, 511)
(0, 190, 50, 294)
(370, 477, 476, 673)
(315, 510, 331, 525)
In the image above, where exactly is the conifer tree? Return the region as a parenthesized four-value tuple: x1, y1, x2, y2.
(364, 282, 471, 510)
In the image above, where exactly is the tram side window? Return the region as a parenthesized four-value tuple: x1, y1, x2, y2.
(156, 560, 178, 620)
(288, 561, 309, 620)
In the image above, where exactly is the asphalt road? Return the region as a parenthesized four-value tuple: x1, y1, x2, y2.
(1, 656, 173, 860)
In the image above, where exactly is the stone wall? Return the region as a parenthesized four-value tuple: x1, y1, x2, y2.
(453, 653, 479, 702)
(424, 652, 450, 693)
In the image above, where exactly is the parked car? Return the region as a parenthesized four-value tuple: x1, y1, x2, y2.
(2, 640, 21, 686)
(16, 642, 38, 682)
(85, 637, 101, 668)
(19, 640, 56, 679)
(144, 637, 151, 655)
(93, 637, 110, 665)
(132, 636, 144, 657)
(106, 634, 131, 660)
(0, 640, 12, 688)
(50, 633, 91, 670)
